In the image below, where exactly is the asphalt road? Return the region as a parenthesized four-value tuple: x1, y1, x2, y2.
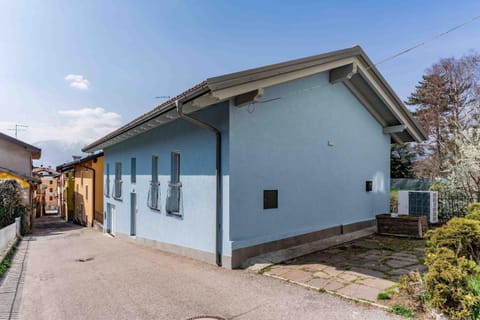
(14, 215, 401, 320)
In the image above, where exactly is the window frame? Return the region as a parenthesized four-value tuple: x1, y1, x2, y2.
(166, 151, 182, 215)
(105, 163, 110, 197)
(131, 157, 136, 183)
(148, 155, 160, 210)
(113, 161, 122, 200)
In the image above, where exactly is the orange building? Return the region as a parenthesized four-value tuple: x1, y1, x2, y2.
(57, 153, 104, 227)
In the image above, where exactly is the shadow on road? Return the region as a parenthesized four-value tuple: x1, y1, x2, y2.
(32, 215, 84, 237)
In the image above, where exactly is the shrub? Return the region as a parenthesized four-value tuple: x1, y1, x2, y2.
(466, 211, 480, 221)
(468, 202, 480, 215)
(399, 271, 426, 300)
(0, 180, 25, 228)
(424, 217, 480, 319)
(425, 217, 480, 262)
(425, 248, 480, 319)
(466, 202, 480, 221)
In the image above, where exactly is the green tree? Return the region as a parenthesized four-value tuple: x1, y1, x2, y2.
(390, 143, 416, 178)
(407, 53, 480, 179)
(0, 180, 24, 228)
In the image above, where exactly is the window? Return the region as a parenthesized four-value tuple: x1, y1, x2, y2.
(105, 164, 110, 197)
(49, 188, 53, 193)
(148, 155, 159, 210)
(131, 158, 136, 183)
(80, 172, 84, 186)
(49, 196, 53, 201)
(166, 151, 182, 214)
(264, 190, 278, 209)
(113, 162, 122, 199)
(86, 185, 88, 200)
(49, 180, 53, 185)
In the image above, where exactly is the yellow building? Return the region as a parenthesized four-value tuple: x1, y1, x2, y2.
(57, 153, 104, 227)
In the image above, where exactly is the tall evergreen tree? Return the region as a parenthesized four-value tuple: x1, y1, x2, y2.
(407, 53, 480, 178)
(391, 143, 416, 178)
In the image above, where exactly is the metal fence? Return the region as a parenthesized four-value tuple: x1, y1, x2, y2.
(438, 196, 475, 222)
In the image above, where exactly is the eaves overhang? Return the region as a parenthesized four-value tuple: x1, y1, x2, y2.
(56, 152, 104, 172)
(82, 46, 427, 153)
(0, 132, 42, 159)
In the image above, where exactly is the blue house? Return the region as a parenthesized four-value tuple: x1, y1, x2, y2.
(83, 46, 426, 268)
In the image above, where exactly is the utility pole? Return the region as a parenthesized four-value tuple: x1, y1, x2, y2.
(8, 124, 28, 138)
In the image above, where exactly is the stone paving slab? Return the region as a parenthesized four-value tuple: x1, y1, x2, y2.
(337, 283, 381, 302)
(260, 234, 426, 305)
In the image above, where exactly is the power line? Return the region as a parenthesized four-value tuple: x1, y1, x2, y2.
(251, 14, 480, 107)
(374, 14, 480, 67)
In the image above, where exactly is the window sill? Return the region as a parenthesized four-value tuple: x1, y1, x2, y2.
(113, 197, 122, 202)
(148, 206, 160, 212)
(167, 211, 182, 217)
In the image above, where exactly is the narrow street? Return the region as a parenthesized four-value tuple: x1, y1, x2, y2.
(7, 216, 401, 320)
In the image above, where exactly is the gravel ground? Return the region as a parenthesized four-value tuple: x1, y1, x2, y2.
(12, 215, 402, 320)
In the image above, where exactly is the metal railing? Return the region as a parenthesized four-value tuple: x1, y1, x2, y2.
(438, 195, 475, 222)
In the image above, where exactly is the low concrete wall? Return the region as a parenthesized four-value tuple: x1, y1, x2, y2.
(0, 218, 20, 253)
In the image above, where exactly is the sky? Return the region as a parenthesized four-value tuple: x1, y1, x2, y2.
(1, 0, 479, 166)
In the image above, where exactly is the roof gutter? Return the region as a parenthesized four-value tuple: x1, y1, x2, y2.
(175, 100, 222, 267)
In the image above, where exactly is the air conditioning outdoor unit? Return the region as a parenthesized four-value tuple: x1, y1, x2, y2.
(397, 191, 438, 223)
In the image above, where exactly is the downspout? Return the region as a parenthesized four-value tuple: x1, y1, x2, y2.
(175, 100, 222, 267)
(78, 164, 96, 228)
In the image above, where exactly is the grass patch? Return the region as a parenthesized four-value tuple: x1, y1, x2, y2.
(0, 243, 17, 278)
(390, 305, 415, 318)
(377, 292, 391, 300)
(318, 288, 326, 293)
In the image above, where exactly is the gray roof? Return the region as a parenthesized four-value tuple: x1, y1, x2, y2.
(0, 132, 41, 159)
(83, 46, 427, 153)
(56, 152, 104, 173)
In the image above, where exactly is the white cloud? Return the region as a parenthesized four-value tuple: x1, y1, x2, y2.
(2, 107, 121, 164)
(0, 107, 122, 146)
(64, 74, 90, 90)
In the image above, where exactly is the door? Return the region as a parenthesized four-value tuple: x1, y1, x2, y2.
(106, 203, 116, 236)
(110, 204, 116, 236)
(105, 203, 111, 233)
(130, 192, 137, 236)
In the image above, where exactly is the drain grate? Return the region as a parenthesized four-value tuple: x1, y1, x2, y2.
(186, 317, 226, 320)
(75, 257, 94, 262)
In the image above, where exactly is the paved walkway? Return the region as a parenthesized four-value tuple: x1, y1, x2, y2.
(2, 215, 403, 320)
(262, 234, 426, 304)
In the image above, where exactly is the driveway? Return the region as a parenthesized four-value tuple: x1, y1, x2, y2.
(2, 215, 403, 320)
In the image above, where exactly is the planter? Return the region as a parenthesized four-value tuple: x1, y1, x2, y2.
(376, 214, 428, 238)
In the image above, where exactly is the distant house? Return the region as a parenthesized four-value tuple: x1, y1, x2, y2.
(57, 153, 104, 227)
(0, 132, 41, 231)
(32, 167, 60, 216)
(83, 46, 427, 268)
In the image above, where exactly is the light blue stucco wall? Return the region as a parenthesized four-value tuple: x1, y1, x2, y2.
(229, 72, 390, 250)
(103, 102, 231, 256)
